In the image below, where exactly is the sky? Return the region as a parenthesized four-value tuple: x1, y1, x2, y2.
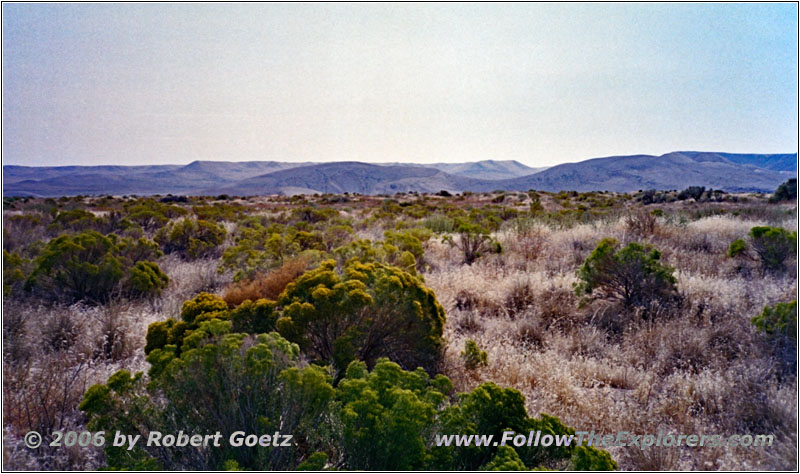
(2, 3, 797, 167)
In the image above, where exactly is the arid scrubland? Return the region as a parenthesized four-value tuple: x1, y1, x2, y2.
(2, 187, 797, 470)
(429, 212, 797, 470)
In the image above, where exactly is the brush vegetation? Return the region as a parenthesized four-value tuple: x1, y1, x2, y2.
(2, 184, 796, 470)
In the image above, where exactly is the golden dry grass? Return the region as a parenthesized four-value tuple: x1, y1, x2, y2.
(426, 213, 797, 470)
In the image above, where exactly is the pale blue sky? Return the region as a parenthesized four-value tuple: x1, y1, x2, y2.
(2, 3, 797, 167)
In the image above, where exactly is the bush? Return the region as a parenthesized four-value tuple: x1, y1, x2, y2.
(751, 300, 797, 343)
(749, 226, 796, 272)
(332, 238, 419, 275)
(677, 186, 705, 201)
(220, 223, 322, 282)
(276, 259, 446, 373)
(143, 292, 251, 358)
(124, 199, 188, 232)
(575, 238, 677, 308)
(480, 446, 528, 471)
(337, 359, 450, 470)
(3, 250, 28, 296)
(24, 231, 166, 304)
(128, 261, 170, 298)
(445, 219, 500, 265)
(728, 238, 747, 258)
(155, 218, 226, 260)
(85, 343, 616, 471)
(461, 339, 488, 370)
(83, 332, 333, 470)
(146, 259, 446, 374)
(48, 209, 103, 233)
(752, 300, 797, 371)
(222, 258, 308, 307)
(769, 178, 797, 203)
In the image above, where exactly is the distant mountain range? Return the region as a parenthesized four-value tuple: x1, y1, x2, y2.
(4, 152, 795, 197)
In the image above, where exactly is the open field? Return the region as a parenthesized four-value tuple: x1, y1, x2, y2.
(3, 187, 797, 470)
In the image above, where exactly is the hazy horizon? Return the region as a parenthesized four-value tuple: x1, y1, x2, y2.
(3, 150, 798, 171)
(3, 3, 797, 168)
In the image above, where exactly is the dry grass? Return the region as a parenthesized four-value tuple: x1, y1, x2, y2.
(427, 213, 797, 470)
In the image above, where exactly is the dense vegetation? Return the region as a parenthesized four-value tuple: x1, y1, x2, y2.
(3, 184, 796, 470)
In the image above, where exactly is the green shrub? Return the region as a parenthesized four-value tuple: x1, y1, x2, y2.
(146, 257, 446, 375)
(570, 445, 618, 470)
(155, 219, 226, 260)
(128, 261, 169, 298)
(384, 230, 425, 262)
(461, 339, 488, 370)
(749, 226, 796, 272)
(192, 203, 244, 222)
(48, 209, 103, 233)
(276, 259, 445, 373)
(480, 446, 528, 471)
(769, 178, 797, 203)
(445, 219, 499, 265)
(728, 238, 747, 258)
(332, 238, 419, 274)
(82, 332, 333, 470)
(424, 215, 457, 233)
(3, 250, 28, 296)
(180, 292, 230, 324)
(575, 238, 677, 308)
(25, 231, 165, 304)
(124, 199, 188, 231)
(751, 301, 797, 343)
(86, 329, 616, 471)
(337, 359, 451, 470)
(296, 452, 328, 470)
(220, 223, 323, 282)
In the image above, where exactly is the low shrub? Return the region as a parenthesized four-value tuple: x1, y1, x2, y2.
(752, 300, 797, 343)
(24, 231, 167, 304)
(575, 238, 677, 309)
(83, 345, 616, 471)
(769, 178, 797, 203)
(155, 218, 226, 260)
(749, 226, 796, 273)
(222, 258, 308, 307)
(461, 339, 488, 370)
(445, 219, 500, 265)
(276, 259, 445, 373)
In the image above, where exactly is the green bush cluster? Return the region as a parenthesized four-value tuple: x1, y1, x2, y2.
(83, 327, 615, 471)
(146, 259, 445, 375)
(155, 218, 226, 260)
(24, 231, 167, 304)
(728, 238, 748, 258)
(124, 199, 189, 232)
(221, 217, 356, 281)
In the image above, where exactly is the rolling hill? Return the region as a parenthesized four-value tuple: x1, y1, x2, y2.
(4, 152, 795, 197)
(490, 152, 794, 193)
